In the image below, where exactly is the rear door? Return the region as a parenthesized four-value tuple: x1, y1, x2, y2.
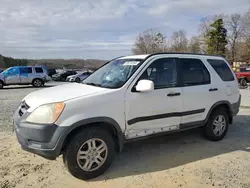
(20, 67, 33, 83)
(179, 57, 217, 127)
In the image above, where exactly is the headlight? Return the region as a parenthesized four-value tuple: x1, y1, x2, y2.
(26, 102, 65, 124)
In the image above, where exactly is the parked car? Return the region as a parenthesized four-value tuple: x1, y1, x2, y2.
(234, 67, 250, 88)
(66, 71, 92, 82)
(52, 70, 77, 81)
(0, 66, 51, 89)
(47, 68, 57, 77)
(13, 53, 241, 180)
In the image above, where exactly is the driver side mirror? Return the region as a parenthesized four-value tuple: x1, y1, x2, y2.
(135, 80, 154, 92)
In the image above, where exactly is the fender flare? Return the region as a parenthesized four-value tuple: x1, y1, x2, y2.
(204, 101, 233, 124)
(57, 117, 125, 154)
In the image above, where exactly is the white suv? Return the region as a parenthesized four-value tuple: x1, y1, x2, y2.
(13, 53, 241, 180)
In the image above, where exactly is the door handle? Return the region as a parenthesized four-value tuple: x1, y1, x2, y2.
(209, 88, 218, 92)
(167, 92, 181, 97)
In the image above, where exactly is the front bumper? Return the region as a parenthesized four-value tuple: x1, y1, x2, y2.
(13, 109, 66, 160)
(69, 78, 76, 82)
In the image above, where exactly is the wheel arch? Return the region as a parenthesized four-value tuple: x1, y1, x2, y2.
(205, 101, 233, 125)
(0, 79, 4, 84)
(60, 117, 125, 154)
(32, 77, 43, 82)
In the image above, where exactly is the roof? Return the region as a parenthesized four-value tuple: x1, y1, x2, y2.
(118, 54, 150, 60)
(117, 53, 224, 60)
(10, 65, 44, 68)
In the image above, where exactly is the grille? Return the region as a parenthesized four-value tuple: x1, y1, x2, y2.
(19, 101, 30, 116)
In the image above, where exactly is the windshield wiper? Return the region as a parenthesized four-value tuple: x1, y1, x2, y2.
(84, 82, 102, 87)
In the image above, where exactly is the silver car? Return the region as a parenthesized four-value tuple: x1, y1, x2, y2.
(0, 66, 51, 89)
(66, 71, 92, 83)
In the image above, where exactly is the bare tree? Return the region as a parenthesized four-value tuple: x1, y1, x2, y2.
(170, 30, 188, 52)
(188, 36, 201, 53)
(243, 10, 250, 39)
(226, 14, 245, 62)
(132, 29, 168, 54)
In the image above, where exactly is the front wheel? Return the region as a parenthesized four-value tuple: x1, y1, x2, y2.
(202, 107, 229, 141)
(0, 81, 4, 89)
(239, 79, 248, 89)
(75, 77, 81, 83)
(63, 127, 115, 180)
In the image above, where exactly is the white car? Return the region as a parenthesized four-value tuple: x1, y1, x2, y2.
(13, 53, 241, 180)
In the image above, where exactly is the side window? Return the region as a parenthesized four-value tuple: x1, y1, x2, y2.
(5, 67, 19, 76)
(207, 59, 235, 81)
(35, 67, 44, 73)
(138, 58, 177, 89)
(180, 58, 210, 86)
(20, 67, 32, 74)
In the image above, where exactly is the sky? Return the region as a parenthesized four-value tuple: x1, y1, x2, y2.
(0, 0, 249, 60)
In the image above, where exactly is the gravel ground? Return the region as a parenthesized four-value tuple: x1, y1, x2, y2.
(0, 82, 66, 132)
(1, 109, 250, 188)
(1, 84, 250, 188)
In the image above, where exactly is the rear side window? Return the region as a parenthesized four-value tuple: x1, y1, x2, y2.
(240, 68, 250, 72)
(20, 67, 32, 74)
(35, 67, 44, 73)
(180, 58, 210, 86)
(207, 59, 235, 81)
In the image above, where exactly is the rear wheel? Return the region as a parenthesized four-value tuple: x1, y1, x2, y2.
(32, 78, 44, 87)
(202, 107, 229, 141)
(63, 127, 115, 180)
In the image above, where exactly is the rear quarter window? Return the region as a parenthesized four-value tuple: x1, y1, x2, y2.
(207, 59, 235, 81)
(35, 67, 44, 73)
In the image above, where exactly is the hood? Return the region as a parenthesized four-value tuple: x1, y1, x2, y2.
(23, 83, 108, 111)
(52, 73, 62, 77)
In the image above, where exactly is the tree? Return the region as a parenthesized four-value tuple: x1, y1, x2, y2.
(206, 19, 228, 56)
(170, 30, 188, 52)
(226, 14, 245, 62)
(132, 29, 167, 54)
(188, 36, 201, 53)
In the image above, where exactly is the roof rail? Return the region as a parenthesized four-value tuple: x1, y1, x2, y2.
(147, 52, 223, 57)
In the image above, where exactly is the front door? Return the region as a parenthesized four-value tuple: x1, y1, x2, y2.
(125, 57, 182, 139)
(4, 67, 20, 84)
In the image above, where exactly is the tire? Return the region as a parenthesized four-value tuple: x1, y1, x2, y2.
(32, 78, 44, 87)
(202, 107, 229, 141)
(0, 80, 4, 89)
(239, 79, 248, 89)
(63, 127, 115, 180)
(75, 77, 81, 83)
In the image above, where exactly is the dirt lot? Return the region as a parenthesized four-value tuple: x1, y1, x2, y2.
(1, 84, 250, 188)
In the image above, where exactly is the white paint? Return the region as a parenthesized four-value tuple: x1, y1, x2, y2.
(135, 80, 154, 92)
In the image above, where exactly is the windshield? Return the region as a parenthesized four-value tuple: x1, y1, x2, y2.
(82, 59, 143, 88)
(1, 67, 15, 76)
